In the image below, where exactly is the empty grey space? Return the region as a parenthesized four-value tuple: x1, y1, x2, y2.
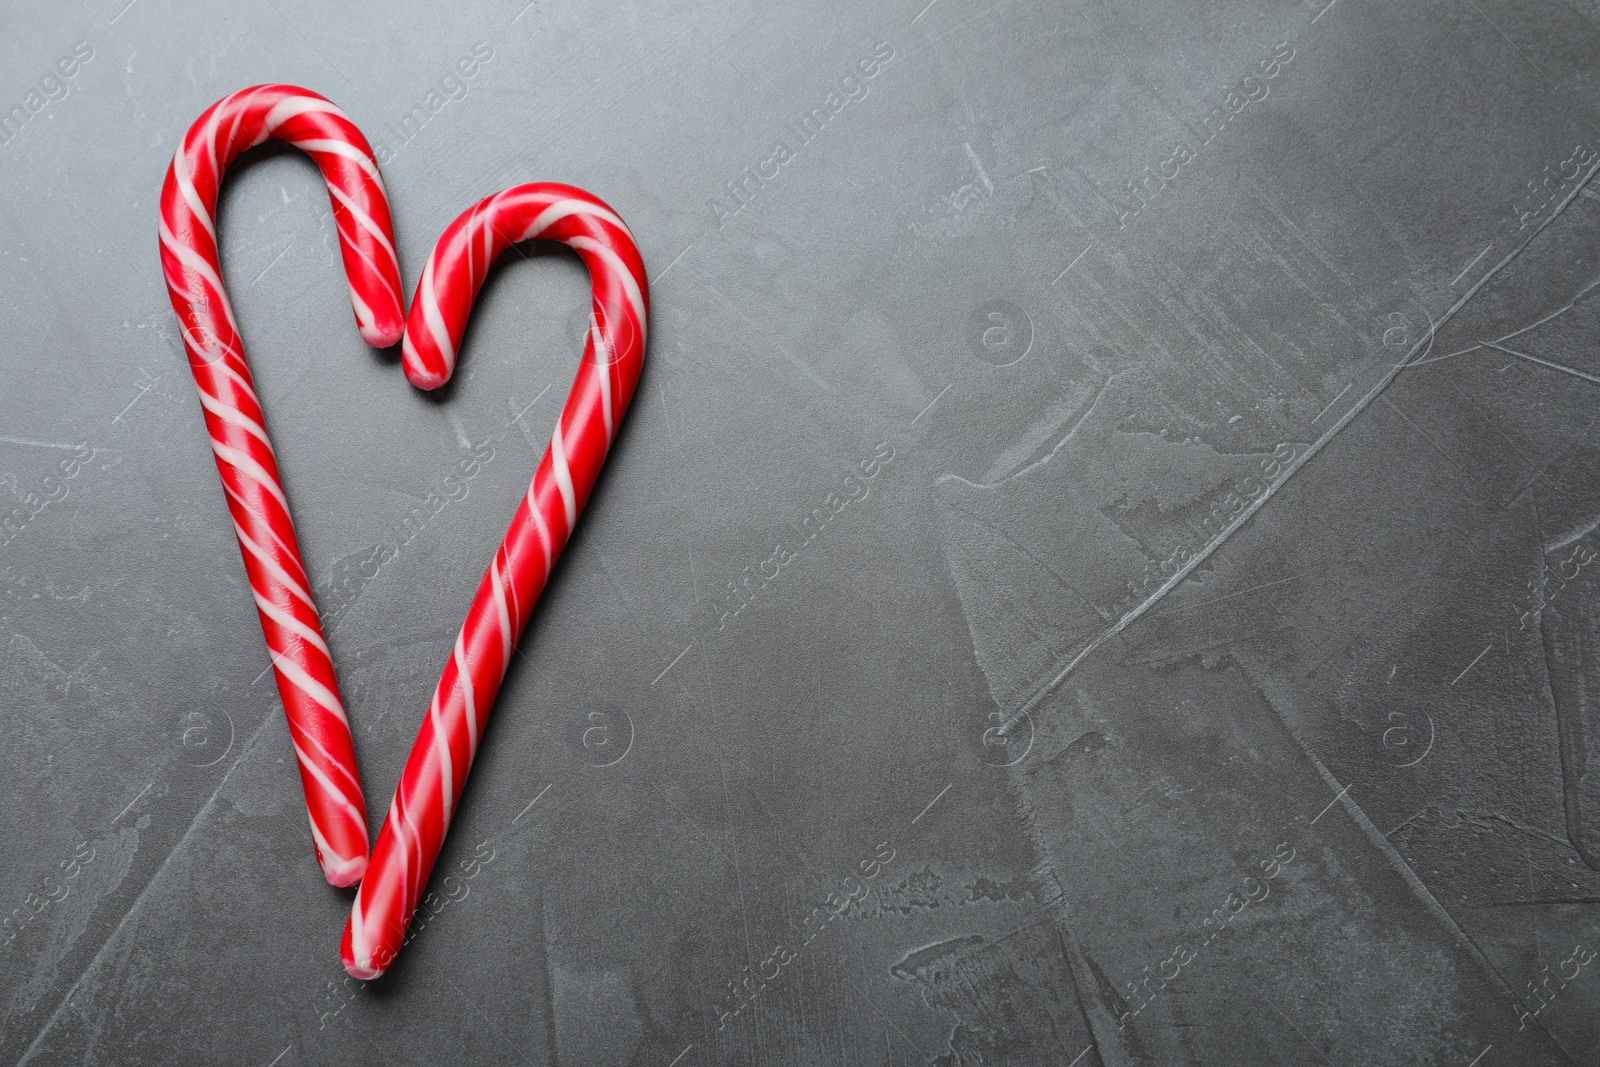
(4, 0, 1600, 1063)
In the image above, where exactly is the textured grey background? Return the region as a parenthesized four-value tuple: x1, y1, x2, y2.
(3, 0, 1600, 1063)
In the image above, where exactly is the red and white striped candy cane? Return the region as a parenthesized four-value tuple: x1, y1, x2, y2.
(343, 184, 648, 978)
(159, 85, 405, 886)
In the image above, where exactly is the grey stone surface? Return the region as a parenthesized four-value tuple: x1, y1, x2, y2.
(3, 0, 1600, 1063)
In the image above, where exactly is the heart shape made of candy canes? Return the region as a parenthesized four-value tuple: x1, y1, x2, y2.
(159, 88, 649, 979)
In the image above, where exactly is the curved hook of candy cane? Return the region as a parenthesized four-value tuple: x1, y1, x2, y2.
(343, 184, 648, 978)
(158, 85, 406, 887)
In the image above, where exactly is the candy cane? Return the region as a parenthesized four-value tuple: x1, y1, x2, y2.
(342, 184, 648, 978)
(159, 85, 404, 886)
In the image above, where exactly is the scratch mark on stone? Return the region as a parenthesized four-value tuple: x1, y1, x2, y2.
(1148, 574, 1300, 619)
(511, 385, 553, 431)
(652, 644, 693, 685)
(1476, 897, 1600, 907)
(444, 977, 539, 1067)
(249, 242, 294, 286)
(842, 977, 939, 1064)
(1310, 781, 1352, 826)
(944, 373, 1115, 490)
(1451, 644, 1493, 686)
(110, 783, 153, 826)
(909, 384, 952, 428)
(1481, 339, 1600, 387)
(110, 377, 158, 424)
(1311, 382, 1352, 423)
(1052, 244, 1093, 285)
(656, 245, 692, 280)
(962, 142, 994, 195)
(991, 154, 1600, 738)
(513, 784, 553, 825)
(1241, 974, 1337, 1066)
(1276, 708, 1552, 1028)
(18, 716, 273, 1065)
(0, 435, 85, 452)
(1378, 395, 1472, 479)
(1451, 243, 1493, 286)
(1463, 0, 1563, 93)
(911, 783, 952, 826)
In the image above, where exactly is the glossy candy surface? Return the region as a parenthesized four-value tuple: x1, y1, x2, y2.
(158, 85, 404, 886)
(343, 184, 649, 978)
